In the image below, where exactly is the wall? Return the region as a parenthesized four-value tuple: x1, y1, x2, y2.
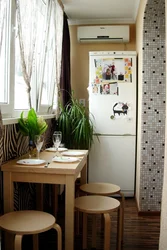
(136, 0, 166, 212)
(159, 0, 167, 248)
(70, 24, 136, 104)
(135, 0, 147, 209)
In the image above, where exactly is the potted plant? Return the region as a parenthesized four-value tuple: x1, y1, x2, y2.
(56, 91, 94, 150)
(18, 108, 48, 156)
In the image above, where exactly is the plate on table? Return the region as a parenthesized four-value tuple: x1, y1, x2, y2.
(17, 159, 46, 166)
(62, 151, 85, 157)
(45, 147, 68, 152)
(52, 156, 80, 163)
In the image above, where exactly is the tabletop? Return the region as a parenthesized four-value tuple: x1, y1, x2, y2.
(2, 149, 88, 174)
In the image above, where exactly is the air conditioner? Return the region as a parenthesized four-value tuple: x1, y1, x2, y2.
(77, 25, 129, 43)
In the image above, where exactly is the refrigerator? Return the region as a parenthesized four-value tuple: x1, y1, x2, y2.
(88, 51, 137, 197)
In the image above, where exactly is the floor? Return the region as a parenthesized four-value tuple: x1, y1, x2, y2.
(32, 197, 160, 249)
(1, 197, 160, 250)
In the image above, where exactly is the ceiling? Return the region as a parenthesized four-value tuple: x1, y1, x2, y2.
(61, 0, 140, 25)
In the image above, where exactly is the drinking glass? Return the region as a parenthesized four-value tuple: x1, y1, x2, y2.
(34, 135, 44, 159)
(52, 131, 62, 155)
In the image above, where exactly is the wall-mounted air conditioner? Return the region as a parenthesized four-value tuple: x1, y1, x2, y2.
(77, 25, 130, 43)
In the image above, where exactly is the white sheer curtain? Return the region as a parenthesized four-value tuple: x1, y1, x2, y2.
(15, 0, 38, 109)
(53, 0, 63, 116)
(16, 0, 64, 112)
(0, 0, 6, 56)
(0, 0, 5, 138)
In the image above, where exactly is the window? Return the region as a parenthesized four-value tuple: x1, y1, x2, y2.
(38, 0, 56, 113)
(0, 0, 14, 117)
(0, 0, 63, 118)
(0, 0, 8, 104)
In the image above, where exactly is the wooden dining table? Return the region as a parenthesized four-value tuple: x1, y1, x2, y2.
(1, 149, 88, 250)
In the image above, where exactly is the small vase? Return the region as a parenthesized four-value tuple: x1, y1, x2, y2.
(29, 140, 35, 158)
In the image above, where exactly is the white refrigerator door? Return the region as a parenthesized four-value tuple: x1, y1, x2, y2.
(89, 82, 136, 135)
(89, 52, 136, 135)
(88, 135, 136, 197)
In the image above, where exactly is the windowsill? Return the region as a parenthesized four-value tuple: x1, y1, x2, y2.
(2, 114, 56, 125)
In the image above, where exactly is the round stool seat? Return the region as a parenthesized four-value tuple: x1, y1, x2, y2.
(75, 195, 120, 214)
(75, 195, 121, 250)
(0, 210, 56, 235)
(80, 182, 121, 195)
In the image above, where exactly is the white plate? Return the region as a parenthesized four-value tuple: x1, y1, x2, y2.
(62, 151, 85, 157)
(52, 156, 80, 163)
(17, 159, 46, 166)
(45, 147, 68, 152)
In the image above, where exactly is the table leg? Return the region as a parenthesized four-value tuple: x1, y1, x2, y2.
(3, 172, 14, 212)
(65, 175, 75, 250)
(3, 172, 14, 250)
(52, 184, 59, 218)
(80, 161, 87, 185)
(76, 161, 87, 237)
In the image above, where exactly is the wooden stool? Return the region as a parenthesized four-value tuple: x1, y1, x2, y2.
(75, 195, 121, 250)
(0, 210, 62, 250)
(79, 182, 125, 242)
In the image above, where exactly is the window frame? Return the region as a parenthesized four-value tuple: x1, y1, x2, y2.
(1, 0, 63, 119)
(0, 0, 15, 118)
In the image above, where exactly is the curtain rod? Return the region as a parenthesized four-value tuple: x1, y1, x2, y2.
(57, 0, 64, 10)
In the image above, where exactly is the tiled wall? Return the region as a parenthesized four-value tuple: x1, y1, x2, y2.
(140, 0, 166, 211)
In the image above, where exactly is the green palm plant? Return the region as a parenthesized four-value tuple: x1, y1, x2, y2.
(57, 92, 94, 149)
(18, 108, 48, 141)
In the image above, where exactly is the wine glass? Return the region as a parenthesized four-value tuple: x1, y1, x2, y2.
(52, 131, 62, 155)
(34, 135, 44, 159)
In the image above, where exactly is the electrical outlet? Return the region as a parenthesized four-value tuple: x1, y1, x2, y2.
(79, 99, 85, 106)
